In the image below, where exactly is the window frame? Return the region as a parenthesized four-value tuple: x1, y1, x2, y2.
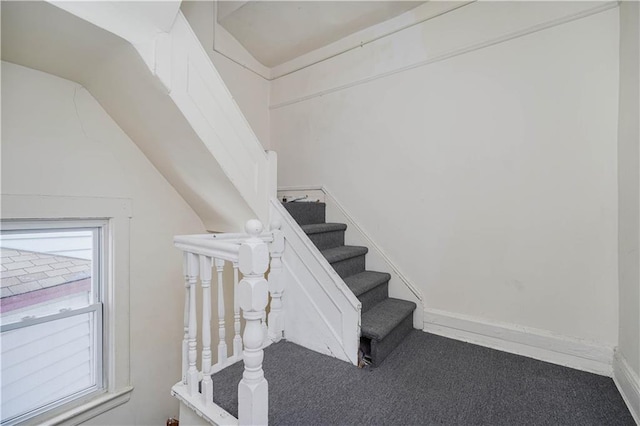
(0, 195, 133, 425)
(1, 220, 106, 425)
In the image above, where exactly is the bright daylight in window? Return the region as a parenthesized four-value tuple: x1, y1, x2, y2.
(0, 221, 105, 425)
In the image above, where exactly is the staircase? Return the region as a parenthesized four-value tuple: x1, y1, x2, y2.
(283, 201, 416, 367)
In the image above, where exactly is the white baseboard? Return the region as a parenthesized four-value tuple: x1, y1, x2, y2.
(613, 350, 640, 424)
(423, 308, 614, 376)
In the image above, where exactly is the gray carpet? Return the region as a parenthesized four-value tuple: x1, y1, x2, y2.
(212, 330, 634, 425)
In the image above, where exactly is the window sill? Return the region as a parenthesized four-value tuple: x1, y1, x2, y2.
(38, 386, 134, 426)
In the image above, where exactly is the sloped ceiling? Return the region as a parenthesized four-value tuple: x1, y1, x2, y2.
(218, 1, 426, 67)
(1, 1, 255, 231)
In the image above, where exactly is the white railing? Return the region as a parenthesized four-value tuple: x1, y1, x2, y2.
(171, 220, 284, 425)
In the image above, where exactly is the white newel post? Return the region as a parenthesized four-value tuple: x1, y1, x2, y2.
(233, 261, 242, 358)
(238, 220, 269, 425)
(215, 258, 228, 365)
(186, 252, 199, 395)
(200, 255, 213, 404)
(268, 221, 284, 342)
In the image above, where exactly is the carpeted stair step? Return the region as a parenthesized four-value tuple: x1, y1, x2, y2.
(320, 245, 368, 278)
(343, 271, 390, 313)
(361, 298, 416, 366)
(283, 202, 326, 225)
(281, 199, 416, 367)
(301, 223, 347, 250)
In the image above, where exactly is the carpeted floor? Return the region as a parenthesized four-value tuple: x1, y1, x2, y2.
(212, 330, 635, 425)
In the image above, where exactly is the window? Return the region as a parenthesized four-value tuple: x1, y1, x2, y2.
(1, 221, 105, 425)
(0, 195, 132, 425)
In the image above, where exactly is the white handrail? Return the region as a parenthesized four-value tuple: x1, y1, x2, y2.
(178, 232, 274, 242)
(173, 239, 240, 262)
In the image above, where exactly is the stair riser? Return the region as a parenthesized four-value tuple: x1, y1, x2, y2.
(369, 313, 414, 367)
(283, 203, 326, 225)
(358, 283, 389, 313)
(330, 255, 366, 279)
(308, 230, 345, 251)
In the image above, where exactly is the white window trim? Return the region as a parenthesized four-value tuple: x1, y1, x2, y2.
(1, 194, 133, 425)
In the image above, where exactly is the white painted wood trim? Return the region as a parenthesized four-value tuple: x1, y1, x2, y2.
(174, 239, 240, 262)
(182, 232, 273, 242)
(278, 186, 324, 192)
(322, 187, 423, 304)
(423, 308, 614, 376)
(43, 387, 134, 426)
(173, 383, 238, 426)
(613, 350, 640, 424)
(277, 187, 326, 203)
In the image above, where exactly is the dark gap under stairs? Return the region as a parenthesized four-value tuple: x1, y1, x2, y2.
(282, 201, 416, 367)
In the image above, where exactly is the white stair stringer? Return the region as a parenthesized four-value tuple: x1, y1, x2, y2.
(47, 2, 276, 226)
(270, 199, 361, 366)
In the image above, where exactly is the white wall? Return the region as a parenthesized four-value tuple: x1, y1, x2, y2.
(618, 0, 640, 377)
(272, 3, 620, 347)
(210, 52, 271, 150)
(180, 0, 271, 150)
(1, 62, 206, 424)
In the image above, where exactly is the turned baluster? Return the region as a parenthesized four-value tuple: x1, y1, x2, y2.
(182, 253, 189, 384)
(186, 252, 199, 395)
(215, 258, 228, 365)
(233, 261, 242, 358)
(238, 220, 269, 425)
(200, 255, 213, 403)
(268, 221, 285, 342)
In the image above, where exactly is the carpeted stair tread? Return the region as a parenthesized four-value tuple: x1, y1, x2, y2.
(282, 199, 416, 365)
(343, 271, 391, 297)
(361, 298, 416, 341)
(303, 223, 347, 250)
(301, 223, 347, 235)
(320, 245, 368, 264)
(282, 202, 326, 225)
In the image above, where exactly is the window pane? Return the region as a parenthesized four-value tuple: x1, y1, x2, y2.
(0, 311, 99, 422)
(0, 224, 103, 424)
(1, 230, 95, 325)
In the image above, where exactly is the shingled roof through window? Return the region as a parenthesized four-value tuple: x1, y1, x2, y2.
(0, 248, 91, 299)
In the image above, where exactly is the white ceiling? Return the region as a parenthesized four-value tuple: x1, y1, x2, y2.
(218, 1, 426, 68)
